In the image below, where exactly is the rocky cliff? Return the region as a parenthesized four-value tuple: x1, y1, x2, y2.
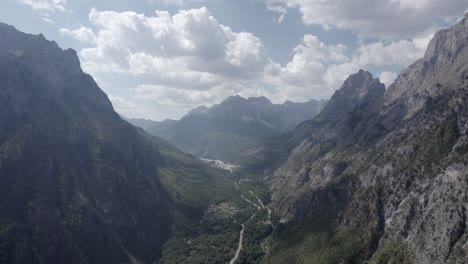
(0, 22, 229, 264)
(245, 15, 468, 264)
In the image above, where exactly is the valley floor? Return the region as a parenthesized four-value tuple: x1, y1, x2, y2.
(159, 172, 278, 264)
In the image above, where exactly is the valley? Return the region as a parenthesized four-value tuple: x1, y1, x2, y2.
(159, 169, 277, 264)
(1, 6, 468, 264)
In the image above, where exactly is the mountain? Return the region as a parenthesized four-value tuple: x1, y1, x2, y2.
(242, 14, 468, 263)
(3, 12, 468, 264)
(129, 96, 327, 162)
(0, 22, 239, 264)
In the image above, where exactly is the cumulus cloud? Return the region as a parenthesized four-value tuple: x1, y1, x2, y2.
(60, 7, 276, 117)
(379, 71, 398, 87)
(17, 0, 69, 23)
(267, 32, 431, 98)
(148, 0, 205, 6)
(323, 35, 431, 89)
(60, 26, 97, 44)
(62, 6, 441, 119)
(134, 84, 232, 107)
(355, 34, 433, 67)
(17, 0, 67, 12)
(64, 7, 268, 84)
(265, 0, 468, 38)
(265, 34, 350, 98)
(282, 36, 347, 77)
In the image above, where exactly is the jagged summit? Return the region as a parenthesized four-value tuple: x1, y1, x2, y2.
(187, 105, 209, 116)
(317, 69, 385, 121)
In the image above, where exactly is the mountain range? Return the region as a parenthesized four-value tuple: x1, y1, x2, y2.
(1, 12, 468, 264)
(241, 13, 468, 263)
(128, 96, 327, 162)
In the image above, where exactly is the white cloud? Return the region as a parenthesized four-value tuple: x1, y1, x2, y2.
(61, 6, 444, 119)
(267, 33, 431, 99)
(64, 7, 269, 82)
(42, 17, 55, 23)
(60, 26, 97, 44)
(18, 0, 67, 12)
(266, 4, 288, 23)
(265, 0, 468, 38)
(264, 34, 350, 98)
(321, 34, 431, 89)
(355, 35, 432, 67)
(148, 0, 205, 6)
(60, 7, 275, 116)
(280, 35, 348, 84)
(134, 84, 233, 108)
(379, 71, 398, 87)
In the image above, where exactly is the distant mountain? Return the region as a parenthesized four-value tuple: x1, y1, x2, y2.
(241, 14, 468, 263)
(129, 96, 327, 161)
(0, 22, 237, 264)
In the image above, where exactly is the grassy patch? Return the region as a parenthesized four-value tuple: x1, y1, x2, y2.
(370, 240, 412, 264)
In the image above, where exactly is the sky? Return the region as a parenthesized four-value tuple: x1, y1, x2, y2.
(0, 0, 467, 120)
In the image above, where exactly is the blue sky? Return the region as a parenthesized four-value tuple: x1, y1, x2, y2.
(1, 0, 467, 120)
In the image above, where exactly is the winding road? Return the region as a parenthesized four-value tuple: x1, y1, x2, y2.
(230, 181, 273, 264)
(229, 224, 245, 264)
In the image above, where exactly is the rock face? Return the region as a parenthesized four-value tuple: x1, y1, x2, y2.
(317, 69, 385, 122)
(0, 22, 222, 264)
(129, 95, 327, 162)
(245, 16, 468, 263)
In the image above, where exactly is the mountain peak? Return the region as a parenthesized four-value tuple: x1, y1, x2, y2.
(423, 15, 468, 65)
(318, 70, 385, 121)
(0, 21, 113, 119)
(342, 69, 376, 92)
(224, 95, 245, 103)
(247, 96, 272, 104)
(385, 15, 468, 114)
(187, 105, 209, 116)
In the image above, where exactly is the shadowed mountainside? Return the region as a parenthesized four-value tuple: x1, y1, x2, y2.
(0, 22, 236, 264)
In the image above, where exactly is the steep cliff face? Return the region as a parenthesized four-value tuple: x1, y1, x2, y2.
(0, 22, 172, 264)
(247, 16, 468, 263)
(0, 22, 231, 264)
(263, 70, 386, 218)
(317, 69, 385, 122)
(385, 13, 468, 118)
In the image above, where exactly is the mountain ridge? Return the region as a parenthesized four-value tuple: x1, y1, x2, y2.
(242, 15, 468, 263)
(128, 95, 328, 161)
(0, 21, 239, 264)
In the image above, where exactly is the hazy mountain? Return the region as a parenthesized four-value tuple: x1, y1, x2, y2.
(129, 96, 327, 162)
(0, 22, 237, 264)
(241, 14, 468, 263)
